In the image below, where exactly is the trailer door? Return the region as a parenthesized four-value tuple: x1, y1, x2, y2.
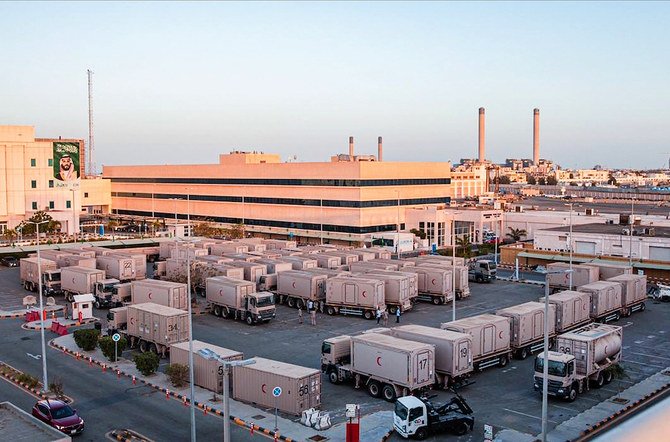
(344, 283, 356, 304)
(416, 350, 432, 384)
(482, 326, 494, 355)
(534, 311, 544, 338)
(457, 339, 470, 372)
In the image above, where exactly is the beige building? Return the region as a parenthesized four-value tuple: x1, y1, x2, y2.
(405, 206, 504, 247)
(0, 125, 111, 236)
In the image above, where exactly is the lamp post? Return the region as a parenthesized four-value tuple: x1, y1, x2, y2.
(26, 220, 50, 393)
(564, 203, 580, 290)
(539, 268, 573, 442)
(320, 198, 323, 246)
(177, 225, 196, 440)
(199, 349, 255, 441)
(396, 190, 401, 258)
(629, 198, 635, 267)
(71, 189, 77, 242)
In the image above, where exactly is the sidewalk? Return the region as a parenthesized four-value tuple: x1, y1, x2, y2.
(0, 304, 64, 320)
(51, 335, 393, 442)
(22, 316, 98, 330)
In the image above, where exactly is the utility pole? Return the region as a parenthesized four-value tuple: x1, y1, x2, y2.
(87, 69, 95, 176)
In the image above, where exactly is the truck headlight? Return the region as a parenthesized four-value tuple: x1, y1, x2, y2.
(558, 388, 564, 393)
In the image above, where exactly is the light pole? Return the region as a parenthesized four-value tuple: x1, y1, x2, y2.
(539, 268, 573, 442)
(396, 190, 401, 258)
(320, 198, 323, 246)
(564, 203, 581, 290)
(199, 349, 255, 442)
(451, 211, 461, 322)
(26, 219, 50, 393)
(71, 189, 77, 242)
(629, 198, 635, 266)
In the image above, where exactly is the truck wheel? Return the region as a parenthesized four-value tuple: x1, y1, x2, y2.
(414, 428, 428, 440)
(287, 298, 296, 308)
(604, 370, 613, 384)
(518, 347, 529, 360)
(213, 305, 222, 317)
(452, 421, 470, 436)
(567, 387, 578, 402)
(94, 300, 101, 309)
(593, 373, 605, 388)
(363, 310, 374, 320)
(138, 340, 148, 353)
(222, 307, 230, 318)
(614, 313, 621, 322)
(640, 302, 646, 311)
(327, 306, 336, 316)
(328, 370, 340, 384)
(149, 343, 158, 355)
(382, 384, 396, 402)
(476, 276, 483, 283)
(246, 315, 254, 326)
(499, 355, 509, 367)
(431, 297, 440, 305)
(367, 381, 381, 398)
(295, 299, 305, 310)
(388, 306, 397, 314)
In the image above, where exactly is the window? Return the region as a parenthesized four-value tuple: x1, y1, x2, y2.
(31, 180, 37, 189)
(32, 202, 38, 210)
(48, 180, 54, 188)
(48, 158, 53, 167)
(84, 192, 89, 198)
(49, 201, 54, 209)
(66, 200, 72, 209)
(30, 158, 36, 167)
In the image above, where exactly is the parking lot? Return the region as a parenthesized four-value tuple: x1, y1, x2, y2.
(1, 264, 669, 441)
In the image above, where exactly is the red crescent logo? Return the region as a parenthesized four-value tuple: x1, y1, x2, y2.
(498, 331, 503, 339)
(219, 289, 223, 296)
(362, 291, 367, 298)
(148, 292, 153, 299)
(431, 279, 436, 285)
(72, 278, 76, 284)
(262, 384, 267, 394)
(376, 357, 382, 366)
(604, 345, 607, 355)
(130, 318, 135, 325)
(292, 281, 296, 288)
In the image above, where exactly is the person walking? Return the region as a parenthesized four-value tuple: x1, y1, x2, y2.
(375, 307, 382, 325)
(382, 308, 389, 327)
(308, 300, 317, 326)
(298, 306, 303, 324)
(396, 307, 401, 323)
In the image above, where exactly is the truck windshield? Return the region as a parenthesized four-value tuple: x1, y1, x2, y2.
(394, 401, 408, 420)
(488, 262, 497, 270)
(256, 296, 274, 307)
(534, 357, 567, 377)
(321, 342, 332, 354)
(47, 272, 61, 282)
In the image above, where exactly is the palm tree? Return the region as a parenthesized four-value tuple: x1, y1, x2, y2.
(456, 236, 473, 259)
(507, 227, 528, 242)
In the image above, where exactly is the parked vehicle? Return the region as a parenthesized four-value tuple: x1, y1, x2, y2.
(322, 251, 359, 266)
(308, 253, 341, 269)
(131, 279, 188, 310)
(578, 281, 623, 322)
(0, 255, 19, 267)
(276, 270, 327, 309)
(227, 261, 267, 284)
(255, 258, 293, 275)
(533, 323, 622, 402)
(321, 333, 435, 401)
(496, 302, 557, 360)
(170, 340, 243, 394)
(32, 399, 84, 435)
(414, 261, 471, 299)
(349, 261, 396, 273)
(60, 266, 106, 303)
(583, 262, 632, 280)
(360, 271, 413, 313)
(540, 291, 592, 333)
(394, 392, 474, 439)
(94, 279, 131, 308)
(607, 274, 647, 316)
(468, 259, 496, 283)
(408, 267, 454, 305)
(278, 256, 318, 270)
(96, 255, 137, 282)
(106, 306, 128, 332)
(20, 257, 61, 294)
(442, 314, 512, 370)
(111, 252, 147, 280)
(324, 276, 385, 319)
(205, 276, 275, 325)
(123, 302, 190, 356)
(547, 263, 599, 292)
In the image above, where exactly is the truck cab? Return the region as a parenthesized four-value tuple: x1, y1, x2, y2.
(94, 279, 127, 308)
(42, 270, 62, 295)
(258, 274, 277, 292)
(394, 394, 474, 440)
(244, 292, 276, 324)
(468, 260, 496, 283)
(533, 351, 577, 401)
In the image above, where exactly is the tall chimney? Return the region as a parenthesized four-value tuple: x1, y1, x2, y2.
(377, 136, 383, 161)
(478, 107, 485, 162)
(533, 108, 540, 165)
(349, 136, 354, 161)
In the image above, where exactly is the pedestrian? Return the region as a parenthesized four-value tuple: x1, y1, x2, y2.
(375, 307, 382, 324)
(396, 307, 401, 323)
(298, 307, 303, 324)
(308, 300, 317, 326)
(382, 309, 389, 327)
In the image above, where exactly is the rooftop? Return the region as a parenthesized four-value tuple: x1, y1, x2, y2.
(542, 222, 670, 238)
(0, 402, 71, 442)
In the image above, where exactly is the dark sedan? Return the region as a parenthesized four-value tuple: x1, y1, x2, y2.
(0, 256, 18, 267)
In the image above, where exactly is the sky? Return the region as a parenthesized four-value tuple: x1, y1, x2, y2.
(0, 2, 668, 170)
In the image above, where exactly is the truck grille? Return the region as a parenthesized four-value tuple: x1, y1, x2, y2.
(534, 377, 562, 389)
(260, 310, 275, 319)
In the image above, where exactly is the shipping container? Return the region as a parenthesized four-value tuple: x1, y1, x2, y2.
(413, 261, 471, 299)
(325, 276, 385, 318)
(349, 261, 397, 273)
(276, 271, 327, 308)
(61, 266, 106, 301)
(583, 262, 633, 280)
(19, 257, 59, 293)
(496, 302, 557, 358)
(554, 324, 623, 378)
(126, 302, 190, 355)
(578, 281, 623, 321)
(171, 247, 208, 260)
(607, 274, 647, 315)
(232, 357, 321, 415)
(322, 251, 359, 266)
(278, 256, 318, 270)
(211, 243, 249, 255)
(227, 261, 267, 283)
(372, 258, 416, 270)
(547, 263, 599, 291)
(441, 314, 512, 369)
(262, 239, 297, 250)
(301, 268, 351, 278)
(350, 250, 376, 262)
(412, 255, 466, 266)
(112, 252, 147, 279)
(60, 247, 97, 258)
(170, 340, 243, 393)
(360, 271, 412, 313)
(357, 269, 419, 301)
(32, 250, 96, 269)
(108, 306, 127, 330)
(205, 277, 275, 324)
(196, 255, 234, 265)
(131, 279, 188, 310)
(96, 255, 137, 281)
(364, 247, 392, 259)
(308, 254, 341, 269)
(540, 290, 592, 332)
(407, 267, 454, 304)
(255, 259, 293, 275)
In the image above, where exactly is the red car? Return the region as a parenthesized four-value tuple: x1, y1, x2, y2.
(32, 399, 84, 435)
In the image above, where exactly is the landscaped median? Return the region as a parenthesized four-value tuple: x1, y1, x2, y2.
(0, 361, 72, 404)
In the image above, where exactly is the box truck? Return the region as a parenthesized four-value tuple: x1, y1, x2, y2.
(442, 314, 512, 370)
(408, 267, 454, 305)
(205, 277, 275, 325)
(322, 251, 359, 266)
(349, 261, 397, 273)
(496, 302, 557, 360)
(321, 333, 435, 402)
(262, 239, 297, 250)
(279, 256, 318, 270)
(96, 255, 137, 281)
(467, 259, 497, 283)
(375, 259, 416, 270)
(255, 259, 293, 275)
(607, 274, 647, 316)
(324, 276, 386, 319)
(131, 279, 188, 310)
(360, 272, 413, 313)
(20, 257, 60, 295)
(547, 263, 599, 292)
(233, 357, 321, 415)
(60, 266, 106, 303)
(33, 250, 96, 269)
(211, 243, 249, 255)
(276, 271, 327, 309)
(227, 261, 267, 284)
(309, 254, 341, 269)
(111, 252, 147, 280)
(170, 340, 243, 394)
(94, 280, 131, 308)
(363, 247, 392, 259)
(583, 262, 632, 280)
(533, 323, 622, 401)
(578, 281, 623, 322)
(350, 250, 375, 262)
(359, 269, 419, 303)
(125, 303, 190, 357)
(540, 291, 592, 333)
(415, 261, 471, 299)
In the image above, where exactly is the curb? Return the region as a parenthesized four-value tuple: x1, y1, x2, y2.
(0, 312, 25, 320)
(497, 276, 545, 286)
(380, 428, 395, 441)
(50, 340, 297, 442)
(0, 361, 72, 403)
(22, 317, 98, 331)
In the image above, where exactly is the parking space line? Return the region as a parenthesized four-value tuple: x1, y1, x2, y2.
(552, 405, 578, 413)
(624, 360, 665, 369)
(503, 408, 557, 423)
(628, 351, 670, 361)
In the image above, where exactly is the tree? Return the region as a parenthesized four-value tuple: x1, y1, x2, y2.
(608, 173, 618, 185)
(498, 176, 511, 185)
(2, 229, 17, 243)
(226, 223, 245, 239)
(546, 176, 558, 186)
(507, 227, 528, 242)
(73, 329, 100, 351)
(538, 177, 546, 185)
(99, 336, 128, 362)
(410, 228, 426, 240)
(526, 175, 537, 185)
(455, 236, 473, 259)
(134, 352, 160, 376)
(18, 211, 61, 235)
(166, 363, 190, 388)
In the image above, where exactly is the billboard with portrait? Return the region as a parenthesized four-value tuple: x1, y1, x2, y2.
(53, 142, 81, 184)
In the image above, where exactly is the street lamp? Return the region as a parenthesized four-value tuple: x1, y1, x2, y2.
(71, 189, 78, 242)
(629, 198, 635, 267)
(396, 190, 401, 258)
(538, 267, 573, 442)
(198, 349, 255, 441)
(26, 219, 50, 393)
(451, 211, 461, 322)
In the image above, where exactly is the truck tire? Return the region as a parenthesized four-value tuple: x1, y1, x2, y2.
(640, 302, 646, 311)
(518, 347, 529, 360)
(382, 384, 396, 402)
(328, 370, 340, 384)
(431, 297, 441, 305)
(367, 381, 381, 398)
(149, 343, 158, 355)
(246, 314, 254, 326)
(287, 298, 296, 308)
(414, 428, 428, 440)
(213, 305, 222, 317)
(452, 421, 470, 436)
(326, 306, 336, 315)
(566, 386, 578, 402)
(222, 307, 230, 318)
(363, 310, 374, 320)
(593, 372, 605, 388)
(604, 370, 613, 384)
(388, 306, 398, 315)
(138, 340, 148, 353)
(94, 300, 101, 309)
(499, 355, 509, 367)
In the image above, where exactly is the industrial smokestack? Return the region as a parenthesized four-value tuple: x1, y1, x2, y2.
(377, 136, 383, 161)
(349, 136, 354, 161)
(478, 107, 485, 162)
(533, 108, 540, 165)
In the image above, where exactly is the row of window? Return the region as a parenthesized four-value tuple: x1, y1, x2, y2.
(111, 192, 451, 208)
(30, 200, 72, 210)
(115, 209, 404, 235)
(31, 179, 56, 189)
(110, 177, 451, 187)
(30, 158, 54, 167)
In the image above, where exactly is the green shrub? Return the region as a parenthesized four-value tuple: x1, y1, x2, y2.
(166, 363, 190, 388)
(134, 352, 160, 376)
(73, 328, 100, 351)
(99, 336, 128, 362)
(49, 378, 64, 398)
(17, 373, 39, 389)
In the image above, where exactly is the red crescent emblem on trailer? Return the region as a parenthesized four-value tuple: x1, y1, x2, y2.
(148, 291, 152, 299)
(376, 357, 382, 366)
(431, 279, 436, 285)
(219, 289, 223, 296)
(292, 281, 296, 288)
(499, 331, 503, 339)
(362, 291, 367, 298)
(262, 384, 267, 394)
(130, 318, 135, 325)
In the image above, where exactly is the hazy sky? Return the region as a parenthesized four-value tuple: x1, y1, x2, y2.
(1, 2, 667, 170)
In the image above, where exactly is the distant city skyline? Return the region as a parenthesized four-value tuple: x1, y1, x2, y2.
(1, 2, 667, 170)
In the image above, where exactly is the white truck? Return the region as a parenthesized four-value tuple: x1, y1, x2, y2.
(61, 266, 106, 303)
(20, 257, 61, 295)
(205, 276, 276, 325)
(534, 323, 622, 401)
(324, 276, 386, 319)
(96, 255, 137, 282)
(276, 270, 327, 309)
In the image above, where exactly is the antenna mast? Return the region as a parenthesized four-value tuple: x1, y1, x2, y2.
(87, 69, 95, 176)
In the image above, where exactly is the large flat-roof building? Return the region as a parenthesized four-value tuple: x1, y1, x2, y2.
(104, 151, 460, 244)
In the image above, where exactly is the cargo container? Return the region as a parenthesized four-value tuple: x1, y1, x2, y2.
(413, 255, 466, 266)
(441, 314, 512, 370)
(233, 357, 321, 415)
(237, 241, 267, 252)
(325, 276, 385, 319)
(211, 243, 249, 255)
(94, 280, 131, 308)
(19, 257, 60, 294)
(32, 250, 96, 269)
(278, 256, 318, 270)
(112, 252, 147, 280)
(364, 247, 392, 259)
(389, 325, 473, 387)
(534, 323, 622, 401)
(583, 262, 633, 280)
(540, 291, 592, 333)
(350, 250, 375, 262)
(547, 263, 599, 292)
(120, 246, 160, 263)
(301, 268, 351, 278)
(61, 247, 97, 258)
(607, 274, 647, 316)
(125, 303, 190, 356)
(205, 277, 275, 325)
(131, 279, 188, 310)
(227, 261, 267, 284)
(496, 302, 557, 359)
(257, 273, 278, 292)
(349, 261, 397, 273)
(276, 250, 303, 257)
(61, 266, 106, 303)
(170, 340, 243, 393)
(308, 254, 341, 269)
(359, 271, 412, 313)
(578, 281, 623, 322)
(276, 271, 327, 309)
(357, 269, 419, 302)
(96, 255, 137, 281)
(262, 239, 297, 250)
(107, 306, 128, 331)
(255, 259, 293, 275)
(159, 240, 188, 260)
(195, 255, 233, 265)
(321, 333, 435, 401)
(80, 246, 114, 257)
(322, 251, 359, 266)
(414, 261, 471, 299)
(372, 259, 416, 270)
(407, 267, 454, 304)
(153, 261, 167, 278)
(171, 247, 208, 261)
